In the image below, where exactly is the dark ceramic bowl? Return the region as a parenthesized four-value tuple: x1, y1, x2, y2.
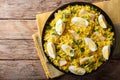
(41, 2, 116, 76)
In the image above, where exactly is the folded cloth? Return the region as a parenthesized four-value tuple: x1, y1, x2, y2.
(32, 33, 64, 79)
(32, 0, 120, 79)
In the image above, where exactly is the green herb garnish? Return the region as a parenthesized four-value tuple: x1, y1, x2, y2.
(99, 57, 105, 62)
(52, 32, 57, 35)
(58, 55, 61, 58)
(95, 43, 98, 47)
(66, 13, 71, 17)
(80, 48, 85, 52)
(87, 61, 94, 69)
(46, 25, 51, 30)
(94, 28, 98, 31)
(90, 6, 95, 10)
(107, 24, 112, 29)
(70, 50, 73, 53)
(80, 64, 86, 68)
(77, 30, 80, 34)
(88, 64, 94, 69)
(71, 8, 76, 13)
(73, 40, 80, 45)
(70, 56, 75, 60)
(62, 13, 66, 18)
(103, 33, 107, 37)
(56, 48, 60, 52)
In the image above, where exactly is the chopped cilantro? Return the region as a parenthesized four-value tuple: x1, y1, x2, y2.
(80, 64, 85, 68)
(70, 49, 73, 53)
(52, 32, 57, 35)
(87, 61, 94, 69)
(71, 8, 76, 13)
(107, 24, 112, 28)
(58, 55, 61, 58)
(103, 33, 107, 37)
(80, 48, 85, 52)
(62, 13, 66, 18)
(46, 25, 51, 30)
(73, 40, 81, 45)
(90, 6, 95, 10)
(71, 56, 75, 60)
(63, 21, 67, 24)
(108, 27, 112, 31)
(94, 28, 98, 31)
(99, 57, 104, 62)
(66, 13, 71, 17)
(77, 30, 80, 34)
(63, 53, 66, 56)
(88, 64, 94, 69)
(56, 48, 60, 52)
(95, 43, 98, 47)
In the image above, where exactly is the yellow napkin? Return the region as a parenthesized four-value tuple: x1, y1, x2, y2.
(32, 33, 63, 79)
(32, 0, 120, 79)
(102, 0, 120, 24)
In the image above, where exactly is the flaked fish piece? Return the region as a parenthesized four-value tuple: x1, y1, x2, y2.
(68, 30, 79, 40)
(94, 32, 105, 41)
(80, 56, 94, 65)
(59, 60, 67, 66)
(79, 8, 95, 20)
(84, 37, 97, 52)
(71, 17, 89, 27)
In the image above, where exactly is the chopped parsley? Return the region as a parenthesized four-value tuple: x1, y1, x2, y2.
(95, 43, 98, 47)
(87, 61, 94, 69)
(52, 32, 57, 35)
(77, 30, 80, 34)
(71, 8, 76, 13)
(46, 25, 51, 30)
(90, 6, 95, 10)
(70, 56, 75, 60)
(70, 49, 73, 53)
(62, 13, 66, 18)
(80, 48, 85, 52)
(58, 55, 61, 58)
(107, 24, 112, 29)
(94, 28, 98, 31)
(66, 13, 71, 17)
(80, 64, 86, 68)
(103, 33, 107, 37)
(99, 57, 105, 62)
(73, 40, 81, 45)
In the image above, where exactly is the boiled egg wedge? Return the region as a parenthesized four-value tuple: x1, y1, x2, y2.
(47, 42, 56, 59)
(98, 14, 107, 28)
(69, 66, 86, 75)
(102, 46, 110, 60)
(55, 19, 65, 35)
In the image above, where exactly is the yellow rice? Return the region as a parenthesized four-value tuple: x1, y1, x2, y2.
(43, 5, 114, 73)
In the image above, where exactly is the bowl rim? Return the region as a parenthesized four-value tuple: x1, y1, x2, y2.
(41, 2, 116, 76)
